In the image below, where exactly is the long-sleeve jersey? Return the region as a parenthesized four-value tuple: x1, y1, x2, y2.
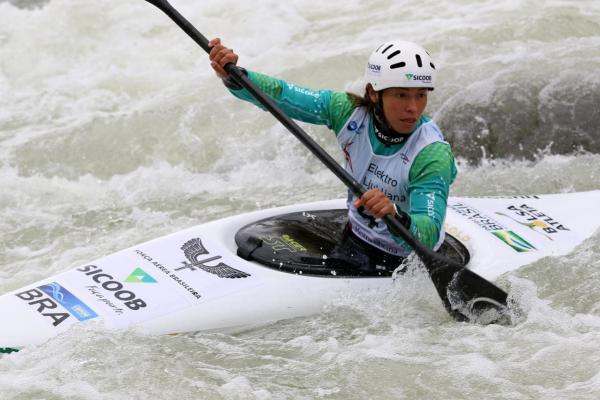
(226, 70, 457, 250)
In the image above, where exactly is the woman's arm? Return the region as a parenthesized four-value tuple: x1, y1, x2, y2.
(403, 142, 457, 249)
(209, 38, 355, 134)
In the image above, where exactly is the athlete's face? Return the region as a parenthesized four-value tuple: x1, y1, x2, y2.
(369, 87, 428, 134)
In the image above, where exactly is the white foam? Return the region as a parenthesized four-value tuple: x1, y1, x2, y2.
(1, 1, 600, 399)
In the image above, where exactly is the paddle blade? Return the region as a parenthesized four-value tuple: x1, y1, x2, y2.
(427, 260, 510, 325)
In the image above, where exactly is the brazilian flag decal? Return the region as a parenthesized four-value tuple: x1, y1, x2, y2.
(125, 267, 158, 283)
(492, 231, 536, 252)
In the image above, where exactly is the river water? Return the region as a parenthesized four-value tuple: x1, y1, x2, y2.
(1, 0, 600, 398)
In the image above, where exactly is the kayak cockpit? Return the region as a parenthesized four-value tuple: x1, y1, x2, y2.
(235, 209, 469, 277)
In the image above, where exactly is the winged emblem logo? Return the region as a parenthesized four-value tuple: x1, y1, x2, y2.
(175, 238, 251, 279)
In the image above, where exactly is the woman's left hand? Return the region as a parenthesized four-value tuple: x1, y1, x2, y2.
(353, 189, 395, 219)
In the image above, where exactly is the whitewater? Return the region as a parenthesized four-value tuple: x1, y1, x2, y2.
(1, 0, 600, 398)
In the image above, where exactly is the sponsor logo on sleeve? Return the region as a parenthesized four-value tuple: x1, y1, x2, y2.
(286, 83, 320, 99)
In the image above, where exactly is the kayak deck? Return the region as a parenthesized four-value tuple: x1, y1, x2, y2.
(2, 192, 599, 349)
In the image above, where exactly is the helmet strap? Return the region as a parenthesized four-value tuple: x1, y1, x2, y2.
(372, 93, 409, 146)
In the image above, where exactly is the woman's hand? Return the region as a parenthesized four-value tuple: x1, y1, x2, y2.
(353, 189, 395, 219)
(208, 38, 239, 79)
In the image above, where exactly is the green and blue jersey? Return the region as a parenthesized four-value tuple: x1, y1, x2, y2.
(227, 71, 457, 251)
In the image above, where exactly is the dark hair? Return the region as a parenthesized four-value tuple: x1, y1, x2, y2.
(347, 88, 375, 111)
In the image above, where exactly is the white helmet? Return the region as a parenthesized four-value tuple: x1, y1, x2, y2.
(364, 40, 436, 90)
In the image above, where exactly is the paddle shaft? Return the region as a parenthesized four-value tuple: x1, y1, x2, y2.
(144, 0, 461, 267)
(145, 0, 509, 323)
(147, 2, 363, 189)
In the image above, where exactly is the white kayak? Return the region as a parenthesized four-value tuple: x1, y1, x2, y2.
(1, 191, 599, 351)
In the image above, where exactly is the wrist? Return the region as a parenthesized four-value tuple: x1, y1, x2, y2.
(393, 204, 411, 229)
(223, 67, 248, 90)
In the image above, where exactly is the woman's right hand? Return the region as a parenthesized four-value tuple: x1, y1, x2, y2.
(208, 38, 239, 80)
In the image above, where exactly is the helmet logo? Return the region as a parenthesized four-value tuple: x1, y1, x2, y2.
(405, 73, 432, 83)
(365, 41, 436, 89)
(367, 63, 381, 74)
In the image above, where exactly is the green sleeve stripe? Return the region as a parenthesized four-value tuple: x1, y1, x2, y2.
(327, 91, 356, 135)
(409, 142, 456, 183)
(250, 71, 284, 98)
(228, 71, 283, 103)
(227, 70, 355, 135)
(404, 142, 457, 249)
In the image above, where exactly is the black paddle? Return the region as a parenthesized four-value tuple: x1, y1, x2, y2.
(144, 0, 510, 324)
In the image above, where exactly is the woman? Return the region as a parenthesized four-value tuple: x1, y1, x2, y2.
(209, 38, 457, 273)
